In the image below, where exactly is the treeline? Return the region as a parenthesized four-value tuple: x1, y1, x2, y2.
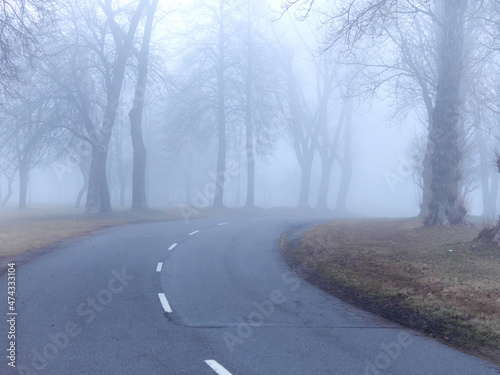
(1, 0, 500, 240)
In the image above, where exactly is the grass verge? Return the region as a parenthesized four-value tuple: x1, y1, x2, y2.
(0, 206, 183, 260)
(281, 217, 500, 366)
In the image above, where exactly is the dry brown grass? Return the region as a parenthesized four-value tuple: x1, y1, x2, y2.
(282, 217, 500, 366)
(0, 206, 178, 258)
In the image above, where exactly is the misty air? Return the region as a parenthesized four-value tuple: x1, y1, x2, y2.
(0, 1, 499, 374)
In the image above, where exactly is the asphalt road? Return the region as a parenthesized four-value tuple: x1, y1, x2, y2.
(1, 217, 499, 375)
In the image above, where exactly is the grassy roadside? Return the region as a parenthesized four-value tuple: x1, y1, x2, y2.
(0, 206, 183, 260)
(281, 217, 500, 366)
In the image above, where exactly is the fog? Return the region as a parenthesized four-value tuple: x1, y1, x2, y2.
(1, 0, 498, 220)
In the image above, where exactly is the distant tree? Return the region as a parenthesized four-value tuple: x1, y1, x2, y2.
(234, 0, 282, 207)
(169, 0, 240, 208)
(278, 53, 321, 208)
(0, 72, 66, 209)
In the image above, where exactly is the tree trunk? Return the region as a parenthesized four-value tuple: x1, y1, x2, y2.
(315, 76, 337, 211)
(75, 151, 90, 208)
(99, 151, 112, 213)
(424, 0, 467, 226)
(130, 111, 147, 210)
(2, 174, 14, 207)
(475, 155, 500, 246)
(316, 157, 334, 210)
(419, 136, 433, 218)
(245, 128, 255, 207)
(335, 98, 353, 214)
(130, 0, 157, 211)
(18, 164, 29, 209)
(244, 75, 255, 207)
(475, 121, 497, 219)
(213, 4, 227, 208)
(86, 145, 103, 214)
(75, 184, 87, 209)
(298, 156, 313, 208)
(489, 173, 499, 218)
(85, 0, 147, 214)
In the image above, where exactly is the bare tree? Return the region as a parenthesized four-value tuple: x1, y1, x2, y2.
(279, 54, 322, 208)
(0, 0, 55, 96)
(168, 0, 240, 208)
(423, 0, 467, 225)
(283, 0, 474, 225)
(0, 72, 66, 208)
(41, 0, 147, 214)
(234, 0, 282, 207)
(129, 0, 159, 210)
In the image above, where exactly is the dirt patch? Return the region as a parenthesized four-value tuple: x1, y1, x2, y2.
(281, 217, 500, 367)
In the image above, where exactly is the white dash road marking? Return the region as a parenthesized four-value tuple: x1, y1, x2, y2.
(156, 263, 163, 272)
(158, 293, 173, 313)
(168, 243, 177, 250)
(217, 222, 229, 226)
(188, 230, 200, 236)
(205, 360, 232, 375)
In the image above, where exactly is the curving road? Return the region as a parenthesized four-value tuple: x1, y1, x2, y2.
(1, 217, 499, 374)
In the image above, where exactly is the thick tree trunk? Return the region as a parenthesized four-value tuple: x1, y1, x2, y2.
(213, 5, 227, 208)
(100, 152, 112, 213)
(85, 0, 146, 214)
(86, 145, 104, 214)
(18, 164, 29, 209)
(130, 114, 147, 210)
(130, 0, 157, 211)
(424, 0, 467, 226)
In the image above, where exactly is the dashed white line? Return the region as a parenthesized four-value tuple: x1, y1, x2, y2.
(158, 293, 173, 313)
(217, 222, 229, 226)
(168, 243, 177, 250)
(205, 360, 232, 375)
(189, 230, 200, 236)
(156, 262, 163, 272)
